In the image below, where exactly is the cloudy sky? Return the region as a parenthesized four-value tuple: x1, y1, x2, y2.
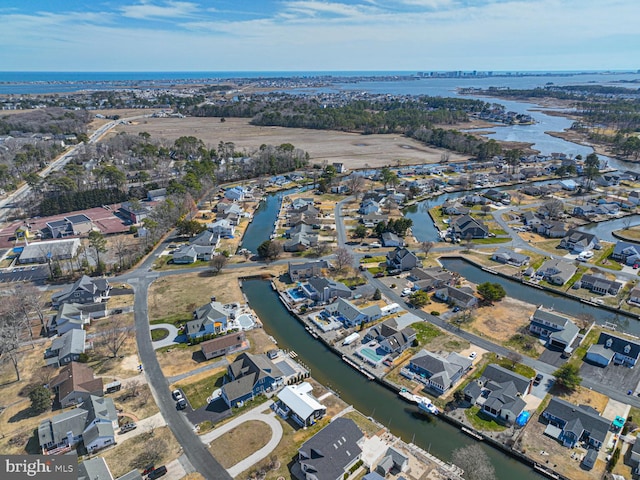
(0, 0, 638, 72)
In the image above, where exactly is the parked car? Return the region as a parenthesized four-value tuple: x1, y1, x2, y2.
(176, 398, 187, 410)
(147, 466, 167, 479)
(142, 465, 155, 476)
(373, 272, 385, 278)
(468, 351, 477, 360)
(533, 373, 543, 386)
(119, 422, 137, 434)
(172, 389, 183, 401)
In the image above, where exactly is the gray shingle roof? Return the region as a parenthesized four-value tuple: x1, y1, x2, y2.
(544, 397, 610, 445)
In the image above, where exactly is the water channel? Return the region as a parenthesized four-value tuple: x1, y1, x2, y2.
(242, 278, 544, 480)
(439, 258, 638, 334)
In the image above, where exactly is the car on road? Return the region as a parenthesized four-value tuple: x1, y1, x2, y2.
(452, 306, 460, 313)
(373, 272, 385, 278)
(172, 389, 183, 401)
(119, 422, 137, 434)
(533, 373, 543, 386)
(370, 242, 381, 248)
(147, 466, 167, 479)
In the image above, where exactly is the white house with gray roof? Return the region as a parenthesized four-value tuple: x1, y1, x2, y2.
(586, 332, 640, 368)
(537, 258, 577, 286)
(491, 248, 530, 267)
(529, 307, 580, 352)
(303, 277, 352, 303)
(274, 382, 326, 427)
(324, 298, 382, 328)
(559, 229, 600, 253)
(408, 349, 472, 395)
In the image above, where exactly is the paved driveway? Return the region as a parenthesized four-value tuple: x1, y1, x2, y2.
(150, 324, 183, 349)
(580, 362, 640, 395)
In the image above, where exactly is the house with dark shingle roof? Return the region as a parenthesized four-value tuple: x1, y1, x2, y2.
(543, 397, 610, 449)
(50, 362, 104, 408)
(559, 229, 600, 253)
(409, 349, 472, 394)
(200, 332, 246, 360)
(386, 247, 419, 271)
(303, 277, 352, 303)
(288, 260, 329, 282)
(450, 215, 489, 239)
(221, 353, 284, 408)
(529, 307, 580, 351)
(363, 318, 416, 355)
(433, 285, 478, 309)
(585, 332, 640, 367)
(578, 273, 623, 295)
(491, 248, 530, 267)
(408, 267, 454, 292)
(51, 275, 111, 307)
(292, 417, 364, 480)
(324, 298, 382, 328)
(44, 329, 87, 367)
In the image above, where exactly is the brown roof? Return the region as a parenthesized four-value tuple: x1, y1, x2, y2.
(50, 362, 103, 400)
(200, 332, 246, 355)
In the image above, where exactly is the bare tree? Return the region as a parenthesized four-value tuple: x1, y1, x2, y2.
(209, 254, 228, 275)
(512, 191, 525, 206)
(481, 204, 492, 216)
(334, 247, 354, 273)
(0, 303, 27, 381)
(506, 351, 523, 368)
(541, 198, 564, 219)
(346, 174, 365, 200)
(113, 236, 130, 271)
(312, 242, 331, 257)
(622, 216, 633, 230)
(451, 444, 496, 480)
(13, 285, 47, 339)
(420, 241, 435, 256)
(97, 315, 134, 358)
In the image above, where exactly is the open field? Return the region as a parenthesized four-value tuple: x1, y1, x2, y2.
(208, 420, 271, 469)
(472, 297, 538, 343)
(114, 117, 471, 169)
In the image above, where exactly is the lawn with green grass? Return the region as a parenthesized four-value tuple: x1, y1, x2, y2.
(151, 328, 169, 341)
(176, 370, 227, 409)
(411, 322, 443, 345)
(472, 237, 512, 244)
(464, 405, 507, 432)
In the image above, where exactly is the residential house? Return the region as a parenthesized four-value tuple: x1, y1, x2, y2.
(484, 189, 510, 204)
(303, 277, 352, 303)
(442, 200, 470, 216)
(381, 232, 404, 248)
(559, 229, 600, 253)
(585, 332, 640, 367)
(450, 215, 489, 239)
(333, 162, 347, 173)
(274, 382, 326, 427)
(386, 247, 419, 271)
(146, 188, 167, 201)
(186, 301, 228, 340)
(290, 198, 315, 210)
(361, 213, 388, 228)
(292, 418, 364, 480)
(324, 298, 381, 328)
(433, 285, 478, 309)
(409, 267, 454, 292)
(629, 191, 640, 206)
(78, 458, 114, 480)
(611, 241, 640, 266)
(537, 258, 577, 286)
(521, 185, 543, 196)
(461, 195, 490, 206)
(118, 202, 151, 224)
(38, 395, 117, 455)
(559, 179, 578, 191)
(521, 211, 542, 228)
(629, 287, 640, 306)
(47, 303, 96, 335)
(529, 307, 580, 352)
(375, 447, 409, 477)
(44, 329, 87, 367)
(284, 231, 318, 252)
(629, 438, 640, 475)
(359, 199, 381, 215)
(578, 273, 622, 295)
(207, 219, 235, 238)
(463, 364, 530, 423)
(573, 205, 598, 219)
(542, 397, 610, 449)
(171, 244, 216, 264)
(221, 353, 284, 408)
(50, 362, 103, 408)
(224, 186, 246, 201)
(364, 318, 416, 355)
(200, 332, 246, 360)
(288, 260, 329, 282)
(537, 221, 567, 238)
(189, 229, 220, 248)
(408, 349, 472, 394)
(595, 203, 620, 215)
(491, 248, 531, 267)
(52, 275, 111, 308)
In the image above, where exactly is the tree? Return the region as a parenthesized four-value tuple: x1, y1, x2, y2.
(541, 198, 564, 219)
(504, 148, 522, 174)
(88, 230, 108, 273)
(353, 224, 368, 239)
(176, 219, 205, 237)
(408, 290, 430, 308)
(420, 241, 435, 256)
(451, 444, 496, 480)
(13, 284, 47, 335)
(29, 385, 51, 414)
(334, 247, 354, 272)
(380, 167, 398, 190)
(97, 315, 134, 358)
(372, 288, 382, 300)
(506, 351, 523, 369)
(583, 153, 600, 191)
(346, 174, 365, 199)
(553, 363, 582, 391)
(209, 255, 228, 275)
(476, 282, 506, 303)
(257, 240, 282, 262)
(480, 204, 492, 216)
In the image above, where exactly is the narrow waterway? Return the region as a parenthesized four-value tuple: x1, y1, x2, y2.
(242, 279, 544, 480)
(439, 258, 638, 334)
(240, 193, 283, 254)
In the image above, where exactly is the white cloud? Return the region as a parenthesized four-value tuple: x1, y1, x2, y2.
(119, 1, 199, 20)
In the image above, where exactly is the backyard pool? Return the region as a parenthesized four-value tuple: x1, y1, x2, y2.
(357, 346, 387, 365)
(236, 313, 256, 330)
(287, 288, 306, 302)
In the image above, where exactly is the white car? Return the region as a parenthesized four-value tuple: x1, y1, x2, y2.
(579, 250, 594, 259)
(401, 288, 412, 297)
(468, 351, 477, 360)
(172, 389, 183, 401)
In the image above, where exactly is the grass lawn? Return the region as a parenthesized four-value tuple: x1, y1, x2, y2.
(411, 322, 443, 345)
(484, 353, 536, 379)
(175, 369, 227, 409)
(208, 420, 271, 469)
(472, 237, 512, 244)
(612, 226, 640, 242)
(595, 244, 623, 271)
(568, 327, 601, 367)
(342, 410, 383, 437)
(149, 312, 191, 327)
(464, 405, 508, 432)
(154, 256, 210, 271)
(339, 276, 367, 288)
(150, 328, 169, 341)
(361, 256, 386, 263)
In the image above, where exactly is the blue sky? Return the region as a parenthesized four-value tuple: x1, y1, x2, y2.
(0, 0, 638, 71)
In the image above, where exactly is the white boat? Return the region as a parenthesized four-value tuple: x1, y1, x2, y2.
(415, 396, 440, 415)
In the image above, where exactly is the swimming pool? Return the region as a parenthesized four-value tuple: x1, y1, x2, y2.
(357, 347, 386, 364)
(236, 313, 255, 330)
(287, 288, 306, 301)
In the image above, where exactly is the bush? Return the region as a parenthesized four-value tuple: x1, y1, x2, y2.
(29, 386, 51, 414)
(431, 310, 440, 316)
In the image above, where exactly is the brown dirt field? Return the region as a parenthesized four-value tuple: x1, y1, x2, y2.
(472, 297, 537, 342)
(245, 329, 278, 355)
(208, 420, 271, 469)
(109, 293, 135, 309)
(180, 474, 205, 480)
(113, 384, 159, 421)
(554, 386, 609, 414)
(157, 345, 205, 378)
(101, 426, 182, 478)
(114, 117, 471, 169)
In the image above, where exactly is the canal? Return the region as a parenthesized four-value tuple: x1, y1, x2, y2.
(241, 192, 283, 254)
(439, 258, 638, 334)
(242, 278, 544, 480)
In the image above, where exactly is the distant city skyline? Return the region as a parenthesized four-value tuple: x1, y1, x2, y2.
(0, 0, 638, 72)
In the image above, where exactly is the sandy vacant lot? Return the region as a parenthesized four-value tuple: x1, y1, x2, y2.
(114, 117, 471, 169)
(473, 297, 538, 343)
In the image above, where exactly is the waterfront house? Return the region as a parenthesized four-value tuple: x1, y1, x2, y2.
(529, 307, 580, 352)
(450, 215, 489, 239)
(408, 267, 454, 292)
(536, 221, 567, 238)
(363, 318, 416, 355)
(361, 213, 388, 227)
(186, 301, 228, 341)
(381, 232, 404, 247)
(224, 186, 246, 201)
(542, 397, 610, 449)
(585, 332, 640, 368)
(52, 275, 111, 308)
(292, 418, 363, 480)
(578, 273, 622, 295)
(559, 229, 600, 253)
(207, 219, 235, 238)
(221, 353, 284, 408)
(44, 329, 87, 368)
(303, 277, 352, 303)
(324, 298, 381, 328)
(433, 285, 478, 309)
(189, 230, 220, 248)
(611, 241, 640, 266)
(359, 199, 381, 215)
(200, 332, 246, 360)
(386, 247, 419, 271)
(491, 248, 530, 267)
(288, 260, 329, 282)
(537, 258, 577, 286)
(409, 349, 472, 394)
(274, 382, 326, 427)
(442, 200, 470, 216)
(463, 364, 530, 423)
(172, 244, 216, 264)
(39, 395, 117, 455)
(284, 232, 318, 252)
(50, 362, 103, 409)
(375, 447, 409, 477)
(629, 287, 640, 306)
(572, 205, 598, 219)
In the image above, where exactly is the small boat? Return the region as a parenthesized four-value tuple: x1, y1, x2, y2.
(415, 396, 440, 415)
